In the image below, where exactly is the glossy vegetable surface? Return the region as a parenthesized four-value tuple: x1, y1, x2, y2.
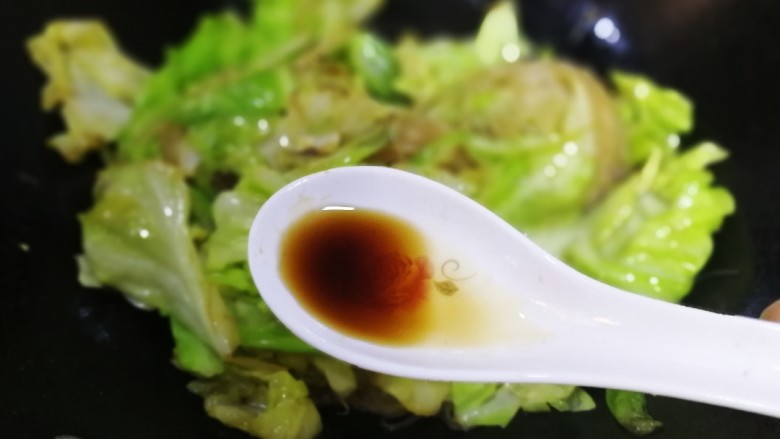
(4, 0, 780, 438)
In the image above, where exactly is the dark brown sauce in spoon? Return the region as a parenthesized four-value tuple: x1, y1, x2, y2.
(279, 208, 433, 345)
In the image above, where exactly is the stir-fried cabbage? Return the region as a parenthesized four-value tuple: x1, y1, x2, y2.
(27, 21, 150, 161)
(28, 1, 735, 438)
(78, 162, 237, 355)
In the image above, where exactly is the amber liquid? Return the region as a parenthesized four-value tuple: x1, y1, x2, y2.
(280, 208, 433, 345)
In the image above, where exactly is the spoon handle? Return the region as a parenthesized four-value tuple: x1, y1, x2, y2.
(537, 277, 780, 417)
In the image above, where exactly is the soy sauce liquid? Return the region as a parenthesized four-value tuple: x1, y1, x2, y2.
(279, 208, 433, 344)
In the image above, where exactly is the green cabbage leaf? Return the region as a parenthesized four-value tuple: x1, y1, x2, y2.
(564, 143, 735, 301)
(27, 21, 150, 161)
(78, 161, 238, 355)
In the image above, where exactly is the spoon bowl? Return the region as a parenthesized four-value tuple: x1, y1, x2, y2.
(248, 166, 780, 418)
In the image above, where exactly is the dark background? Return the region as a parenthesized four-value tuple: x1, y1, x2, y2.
(3, 0, 780, 438)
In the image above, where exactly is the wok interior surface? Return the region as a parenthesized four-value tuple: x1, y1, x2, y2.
(3, 0, 780, 437)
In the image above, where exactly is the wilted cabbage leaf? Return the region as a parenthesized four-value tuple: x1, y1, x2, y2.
(27, 21, 150, 161)
(451, 382, 595, 428)
(373, 375, 450, 416)
(79, 161, 237, 354)
(565, 143, 734, 301)
(190, 367, 322, 439)
(606, 389, 663, 435)
(613, 72, 693, 164)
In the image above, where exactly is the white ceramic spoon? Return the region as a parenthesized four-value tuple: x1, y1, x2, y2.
(247, 166, 780, 418)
